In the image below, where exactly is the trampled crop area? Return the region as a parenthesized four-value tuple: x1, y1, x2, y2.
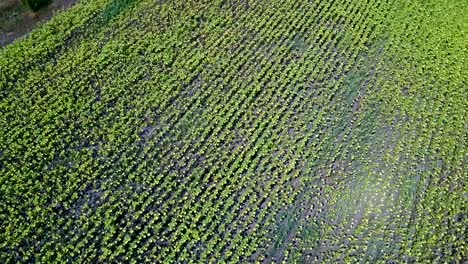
(1, 0, 466, 263)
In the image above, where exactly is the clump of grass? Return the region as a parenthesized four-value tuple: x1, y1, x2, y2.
(21, 0, 51, 12)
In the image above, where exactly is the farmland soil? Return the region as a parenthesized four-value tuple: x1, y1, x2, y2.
(0, 0, 78, 46)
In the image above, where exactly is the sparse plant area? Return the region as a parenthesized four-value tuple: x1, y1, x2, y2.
(22, 0, 51, 11)
(0, 0, 77, 46)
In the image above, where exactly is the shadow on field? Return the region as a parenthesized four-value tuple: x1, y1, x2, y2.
(100, 0, 136, 25)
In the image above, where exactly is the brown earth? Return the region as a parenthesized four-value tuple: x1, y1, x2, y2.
(0, 0, 79, 47)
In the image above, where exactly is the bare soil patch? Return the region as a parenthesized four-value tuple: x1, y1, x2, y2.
(0, 0, 79, 46)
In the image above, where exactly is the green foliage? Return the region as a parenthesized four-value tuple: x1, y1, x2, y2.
(0, 0, 466, 263)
